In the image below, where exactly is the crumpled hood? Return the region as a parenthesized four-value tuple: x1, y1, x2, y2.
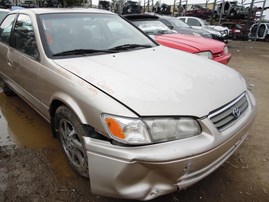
(154, 34, 224, 53)
(53, 46, 246, 117)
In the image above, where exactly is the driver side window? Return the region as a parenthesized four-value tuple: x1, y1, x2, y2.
(14, 14, 39, 60)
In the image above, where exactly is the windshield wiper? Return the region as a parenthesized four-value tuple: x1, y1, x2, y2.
(108, 44, 153, 51)
(52, 49, 117, 57)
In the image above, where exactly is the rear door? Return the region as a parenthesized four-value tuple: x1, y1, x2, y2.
(257, 23, 266, 39)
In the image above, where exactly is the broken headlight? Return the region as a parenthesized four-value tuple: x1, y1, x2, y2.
(101, 114, 201, 145)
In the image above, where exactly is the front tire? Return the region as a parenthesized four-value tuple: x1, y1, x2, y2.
(54, 106, 89, 178)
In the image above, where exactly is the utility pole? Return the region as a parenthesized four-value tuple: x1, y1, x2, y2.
(255, 0, 266, 40)
(218, 0, 225, 25)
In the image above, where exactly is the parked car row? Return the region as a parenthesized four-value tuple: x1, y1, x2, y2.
(157, 15, 213, 38)
(179, 1, 257, 21)
(124, 14, 231, 64)
(177, 16, 229, 43)
(0, 8, 256, 201)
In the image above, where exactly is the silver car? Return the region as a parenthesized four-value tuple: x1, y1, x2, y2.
(0, 8, 256, 200)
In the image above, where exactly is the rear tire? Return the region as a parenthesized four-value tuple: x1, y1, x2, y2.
(54, 106, 89, 178)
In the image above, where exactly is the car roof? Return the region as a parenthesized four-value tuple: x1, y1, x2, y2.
(0, 8, 9, 12)
(124, 14, 159, 20)
(9, 8, 114, 15)
(158, 15, 175, 20)
(178, 16, 200, 20)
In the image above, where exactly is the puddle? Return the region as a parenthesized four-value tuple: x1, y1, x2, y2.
(0, 90, 74, 177)
(0, 91, 57, 148)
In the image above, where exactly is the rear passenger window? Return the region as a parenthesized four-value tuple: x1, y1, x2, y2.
(0, 14, 16, 44)
(14, 14, 39, 60)
(188, 19, 201, 26)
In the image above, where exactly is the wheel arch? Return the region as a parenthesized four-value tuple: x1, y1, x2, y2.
(49, 93, 88, 136)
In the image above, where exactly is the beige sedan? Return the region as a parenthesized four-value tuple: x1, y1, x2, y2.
(0, 8, 256, 200)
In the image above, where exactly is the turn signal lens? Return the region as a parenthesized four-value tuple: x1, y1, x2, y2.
(105, 117, 125, 139)
(101, 114, 151, 145)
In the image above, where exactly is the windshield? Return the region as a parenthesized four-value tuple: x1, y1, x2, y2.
(168, 18, 190, 28)
(38, 13, 156, 57)
(131, 20, 174, 35)
(201, 19, 209, 26)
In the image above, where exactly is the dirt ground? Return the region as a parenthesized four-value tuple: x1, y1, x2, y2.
(0, 41, 268, 202)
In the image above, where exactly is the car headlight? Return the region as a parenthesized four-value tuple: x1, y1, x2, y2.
(144, 118, 201, 143)
(193, 32, 202, 37)
(101, 114, 201, 145)
(196, 51, 213, 59)
(220, 30, 228, 35)
(224, 46, 229, 55)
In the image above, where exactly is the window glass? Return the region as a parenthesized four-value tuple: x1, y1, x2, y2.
(159, 19, 172, 27)
(178, 18, 185, 22)
(0, 14, 16, 44)
(169, 18, 189, 28)
(251, 24, 258, 35)
(258, 24, 266, 37)
(0, 11, 9, 22)
(14, 14, 39, 59)
(131, 20, 173, 35)
(188, 18, 201, 26)
(38, 13, 156, 57)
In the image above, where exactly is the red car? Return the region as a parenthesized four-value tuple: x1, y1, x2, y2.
(124, 14, 231, 65)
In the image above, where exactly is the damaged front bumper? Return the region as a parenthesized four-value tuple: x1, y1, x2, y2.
(83, 92, 256, 200)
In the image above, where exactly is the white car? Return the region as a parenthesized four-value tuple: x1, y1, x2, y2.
(0, 8, 256, 200)
(248, 22, 269, 42)
(178, 16, 229, 43)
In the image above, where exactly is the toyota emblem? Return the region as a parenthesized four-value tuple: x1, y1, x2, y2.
(232, 107, 241, 118)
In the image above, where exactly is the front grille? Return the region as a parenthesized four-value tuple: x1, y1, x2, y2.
(208, 93, 248, 131)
